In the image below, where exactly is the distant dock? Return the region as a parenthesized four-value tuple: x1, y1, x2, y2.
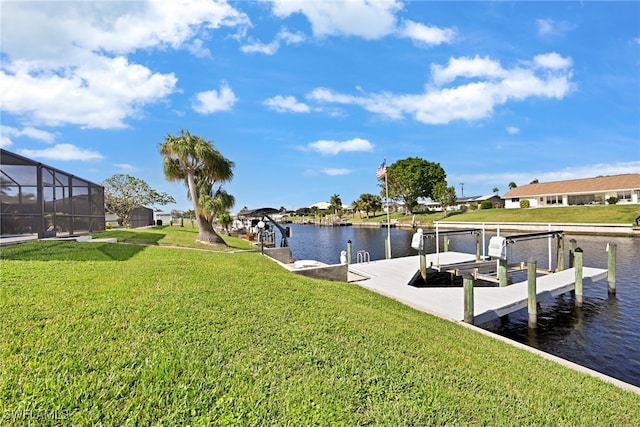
(348, 252, 608, 325)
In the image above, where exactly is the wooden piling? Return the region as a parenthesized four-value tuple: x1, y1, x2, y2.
(384, 237, 390, 259)
(443, 236, 449, 252)
(556, 235, 564, 272)
(419, 249, 427, 281)
(574, 247, 583, 307)
(347, 240, 352, 265)
(607, 242, 617, 295)
(463, 272, 474, 324)
(569, 239, 577, 268)
(527, 258, 537, 329)
(475, 233, 481, 261)
(499, 258, 508, 287)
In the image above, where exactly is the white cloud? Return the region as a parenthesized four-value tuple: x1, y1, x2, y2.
(307, 53, 574, 125)
(534, 52, 573, 70)
(114, 163, 138, 171)
(506, 126, 520, 135)
(0, 134, 12, 149)
(192, 82, 238, 114)
(264, 95, 310, 113)
(323, 168, 352, 176)
(186, 38, 212, 58)
(536, 18, 555, 36)
(1, 126, 57, 148)
(431, 55, 507, 86)
(1, 56, 178, 129)
(19, 144, 103, 161)
(536, 18, 573, 36)
(399, 20, 456, 46)
(241, 27, 305, 55)
(269, 0, 402, 39)
(0, 1, 249, 129)
(306, 138, 374, 155)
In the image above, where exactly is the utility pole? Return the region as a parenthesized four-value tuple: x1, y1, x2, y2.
(459, 182, 464, 198)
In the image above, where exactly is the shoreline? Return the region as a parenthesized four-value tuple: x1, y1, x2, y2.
(291, 220, 639, 237)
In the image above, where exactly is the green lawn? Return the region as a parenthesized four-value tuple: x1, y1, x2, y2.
(340, 205, 640, 227)
(92, 225, 256, 251)
(440, 205, 640, 224)
(1, 235, 639, 424)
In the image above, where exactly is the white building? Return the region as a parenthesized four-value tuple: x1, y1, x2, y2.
(502, 174, 640, 209)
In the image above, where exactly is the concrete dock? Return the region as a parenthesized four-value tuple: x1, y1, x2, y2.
(348, 252, 608, 325)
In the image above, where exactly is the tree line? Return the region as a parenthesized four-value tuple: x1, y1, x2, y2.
(103, 129, 531, 245)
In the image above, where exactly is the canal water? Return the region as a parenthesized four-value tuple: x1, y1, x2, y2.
(279, 223, 640, 387)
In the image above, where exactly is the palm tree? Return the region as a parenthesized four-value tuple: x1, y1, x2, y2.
(492, 187, 500, 195)
(159, 129, 234, 245)
(329, 194, 342, 222)
(508, 181, 517, 190)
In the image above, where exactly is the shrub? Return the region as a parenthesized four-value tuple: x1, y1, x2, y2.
(469, 202, 478, 211)
(607, 197, 619, 205)
(520, 199, 530, 209)
(480, 200, 493, 210)
(459, 205, 468, 213)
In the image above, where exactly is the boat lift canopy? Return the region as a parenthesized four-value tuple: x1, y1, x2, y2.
(237, 207, 289, 247)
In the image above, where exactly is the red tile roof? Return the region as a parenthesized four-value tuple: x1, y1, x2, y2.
(503, 174, 640, 198)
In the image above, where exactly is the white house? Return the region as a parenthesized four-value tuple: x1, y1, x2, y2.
(502, 174, 640, 209)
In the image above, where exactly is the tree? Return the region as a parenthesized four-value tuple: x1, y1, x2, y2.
(530, 178, 539, 184)
(329, 194, 342, 216)
(508, 181, 517, 190)
(383, 157, 446, 214)
(354, 193, 382, 218)
(103, 174, 175, 227)
(432, 181, 457, 216)
(492, 187, 500, 195)
(217, 211, 233, 235)
(159, 129, 234, 245)
(198, 185, 235, 229)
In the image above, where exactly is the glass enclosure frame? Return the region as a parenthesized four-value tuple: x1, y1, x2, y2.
(1, 149, 105, 237)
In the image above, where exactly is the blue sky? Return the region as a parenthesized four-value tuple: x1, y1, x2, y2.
(1, 1, 639, 213)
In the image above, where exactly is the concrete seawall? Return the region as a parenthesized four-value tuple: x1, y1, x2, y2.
(433, 221, 638, 237)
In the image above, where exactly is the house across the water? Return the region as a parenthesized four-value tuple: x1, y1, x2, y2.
(503, 174, 640, 209)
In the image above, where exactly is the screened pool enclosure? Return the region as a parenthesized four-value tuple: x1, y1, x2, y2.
(1, 149, 105, 238)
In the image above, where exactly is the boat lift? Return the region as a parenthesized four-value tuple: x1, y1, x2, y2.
(237, 207, 290, 247)
(415, 225, 566, 287)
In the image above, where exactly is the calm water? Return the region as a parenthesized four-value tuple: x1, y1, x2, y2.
(279, 223, 640, 387)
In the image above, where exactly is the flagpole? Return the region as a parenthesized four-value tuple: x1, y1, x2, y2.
(384, 158, 391, 258)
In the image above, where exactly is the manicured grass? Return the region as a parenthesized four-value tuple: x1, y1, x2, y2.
(339, 205, 640, 226)
(2, 241, 639, 425)
(440, 205, 640, 224)
(92, 225, 256, 251)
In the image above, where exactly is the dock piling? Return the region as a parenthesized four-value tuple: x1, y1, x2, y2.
(475, 233, 481, 261)
(347, 240, 352, 265)
(463, 272, 474, 324)
(556, 235, 565, 272)
(527, 258, 537, 329)
(574, 247, 584, 307)
(569, 239, 577, 268)
(499, 258, 508, 287)
(443, 236, 450, 252)
(607, 242, 617, 295)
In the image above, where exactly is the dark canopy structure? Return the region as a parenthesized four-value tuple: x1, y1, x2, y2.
(237, 207, 289, 247)
(1, 149, 105, 238)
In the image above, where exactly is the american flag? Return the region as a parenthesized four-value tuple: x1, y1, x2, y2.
(376, 160, 386, 179)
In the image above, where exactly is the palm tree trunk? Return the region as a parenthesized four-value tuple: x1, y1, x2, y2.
(195, 214, 226, 244)
(187, 171, 226, 245)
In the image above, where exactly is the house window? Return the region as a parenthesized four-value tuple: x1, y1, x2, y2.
(547, 195, 561, 205)
(617, 191, 632, 201)
(511, 198, 519, 202)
